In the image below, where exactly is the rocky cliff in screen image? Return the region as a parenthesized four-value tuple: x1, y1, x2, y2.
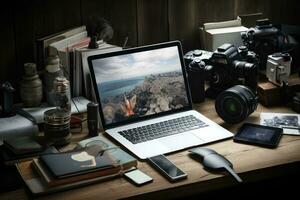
(100, 71, 189, 124)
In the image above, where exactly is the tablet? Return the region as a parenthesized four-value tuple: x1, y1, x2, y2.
(234, 123, 283, 148)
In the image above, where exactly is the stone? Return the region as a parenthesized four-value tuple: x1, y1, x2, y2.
(158, 96, 170, 111)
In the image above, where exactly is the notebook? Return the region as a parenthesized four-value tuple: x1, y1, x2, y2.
(40, 146, 117, 179)
(88, 41, 233, 159)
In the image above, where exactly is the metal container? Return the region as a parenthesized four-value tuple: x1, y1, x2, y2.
(44, 108, 71, 146)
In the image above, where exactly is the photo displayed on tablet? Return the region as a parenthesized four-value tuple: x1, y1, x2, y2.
(234, 123, 283, 148)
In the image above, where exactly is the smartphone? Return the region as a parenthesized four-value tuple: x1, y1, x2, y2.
(124, 169, 153, 186)
(147, 155, 187, 182)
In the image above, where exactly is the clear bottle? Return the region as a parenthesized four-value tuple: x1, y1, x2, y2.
(44, 55, 63, 106)
(53, 76, 71, 113)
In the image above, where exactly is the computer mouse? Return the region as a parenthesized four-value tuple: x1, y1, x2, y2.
(189, 147, 233, 168)
(189, 147, 220, 160)
(189, 147, 242, 183)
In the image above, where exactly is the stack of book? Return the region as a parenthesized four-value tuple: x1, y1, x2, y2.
(36, 26, 122, 100)
(32, 146, 121, 187)
(16, 134, 137, 195)
(0, 136, 58, 166)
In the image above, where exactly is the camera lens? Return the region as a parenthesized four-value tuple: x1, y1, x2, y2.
(215, 85, 258, 124)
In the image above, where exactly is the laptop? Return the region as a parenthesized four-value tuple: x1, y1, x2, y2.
(88, 41, 233, 159)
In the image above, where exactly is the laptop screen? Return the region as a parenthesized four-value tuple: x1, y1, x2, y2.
(88, 41, 192, 128)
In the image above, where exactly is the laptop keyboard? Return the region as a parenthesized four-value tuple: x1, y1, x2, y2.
(118, 115, 208, 144)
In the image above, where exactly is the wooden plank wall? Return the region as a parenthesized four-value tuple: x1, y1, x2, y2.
(0, 1, 16, 88)
(0, 0, 299, 101)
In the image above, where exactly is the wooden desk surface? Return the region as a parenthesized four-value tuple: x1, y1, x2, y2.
(2, 99, 300, 200)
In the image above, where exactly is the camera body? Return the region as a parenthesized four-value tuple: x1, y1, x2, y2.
(184, 49, 212, 67)
(266, 53, 292, 86)
(241, 19, 290, 71)
(207, 43, 258, 98)
(184, 44, 258, 101)
(184, 49, 213, 103)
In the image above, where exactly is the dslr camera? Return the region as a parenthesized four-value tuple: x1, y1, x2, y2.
(266, 52, 292, 86)
(241, 19, 296, 72)
(184, 44, 259, 124)
(211, 45, 259, 124)
(184, 43, 258, 101)
(206, 43, 258, 98)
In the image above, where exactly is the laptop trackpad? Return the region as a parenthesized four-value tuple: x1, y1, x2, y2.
(159, 133, 204, 151)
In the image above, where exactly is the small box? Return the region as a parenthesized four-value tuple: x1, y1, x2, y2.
(200, 18, 248, 51)
(257, 82, 282, 106)
(205, 26, 248, 51)
(258, 77, 300, 107)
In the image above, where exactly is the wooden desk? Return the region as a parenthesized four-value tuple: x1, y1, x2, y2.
(1, 99, 300, 200)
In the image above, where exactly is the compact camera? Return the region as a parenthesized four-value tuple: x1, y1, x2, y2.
(241, 19, 296, 72)
(266, 53, 292, 86)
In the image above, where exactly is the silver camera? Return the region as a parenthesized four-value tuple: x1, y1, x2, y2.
(266, 53, 292, 86)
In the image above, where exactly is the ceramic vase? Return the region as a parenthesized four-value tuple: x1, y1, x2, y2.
(20, 63, 43, 107)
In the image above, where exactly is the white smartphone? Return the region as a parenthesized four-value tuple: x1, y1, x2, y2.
(147, 155, 187, 182)
(124, 169, 153, 186)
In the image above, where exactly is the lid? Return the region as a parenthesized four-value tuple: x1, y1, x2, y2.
(44, 109, 70, 125)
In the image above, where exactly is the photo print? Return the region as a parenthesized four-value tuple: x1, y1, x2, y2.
(260, 112, 300, 135)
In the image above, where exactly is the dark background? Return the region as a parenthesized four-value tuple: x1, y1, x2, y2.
(0, 0, 300, 196)
(1, 0, 300, 99)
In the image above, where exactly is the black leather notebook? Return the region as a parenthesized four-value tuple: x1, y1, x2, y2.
(3, 136, 43, 155)
(0, 145, 57, 165)
(40, 146, 117, 179)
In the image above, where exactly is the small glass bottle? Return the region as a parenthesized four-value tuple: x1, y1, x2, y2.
(53, 76, 71, 113)
(44, 55, 63, 106)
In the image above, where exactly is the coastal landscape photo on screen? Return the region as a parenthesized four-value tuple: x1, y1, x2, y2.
(92, 46, 189, 124)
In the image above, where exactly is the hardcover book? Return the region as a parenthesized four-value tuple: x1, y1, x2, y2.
(15, 134, 138, 195)
(0, 146, 58, 166)
(33, 157, 121, 187)
(75, 43, 122, 100)
(16, 160, 121, 195)
(77, 134, 137, 170)
(35, 25, 86, 69)
(39, 145, 118, 179)
(3, 136, 43, 155)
